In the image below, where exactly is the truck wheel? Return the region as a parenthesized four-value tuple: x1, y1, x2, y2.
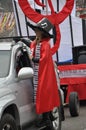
(0, 114, 18, 130)
(69, 92, 80, 117)
(49, 107, 62, 130)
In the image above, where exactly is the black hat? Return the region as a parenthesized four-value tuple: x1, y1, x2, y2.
(27, 18, 54, 38)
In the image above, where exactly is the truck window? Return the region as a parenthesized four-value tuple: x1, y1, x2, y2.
(15, 49, 32, 74)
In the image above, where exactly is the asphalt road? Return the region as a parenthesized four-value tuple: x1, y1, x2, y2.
(62, 101, 86, 130)
(24, 101, 86, 130)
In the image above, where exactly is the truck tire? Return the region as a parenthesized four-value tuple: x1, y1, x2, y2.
(49, 107, 62, 130)
(0, 114, 18, 130)
(69, 92, 80, 117)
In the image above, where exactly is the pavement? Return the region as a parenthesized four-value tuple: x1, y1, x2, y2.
(62, 101, 86, 130)
(24, 101, 86, 130)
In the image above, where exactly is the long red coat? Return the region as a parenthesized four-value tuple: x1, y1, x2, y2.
(30, 38, 60, 114)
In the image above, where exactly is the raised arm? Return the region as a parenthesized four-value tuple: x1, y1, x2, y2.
(51, 25, 61, 55)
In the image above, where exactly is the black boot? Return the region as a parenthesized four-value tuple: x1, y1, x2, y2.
(36, 112, 52, 128)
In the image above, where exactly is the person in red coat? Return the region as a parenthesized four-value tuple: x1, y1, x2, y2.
(27, 18, 60, 127)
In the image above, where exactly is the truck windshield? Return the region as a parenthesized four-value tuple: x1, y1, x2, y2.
(0, 50, 11, 78)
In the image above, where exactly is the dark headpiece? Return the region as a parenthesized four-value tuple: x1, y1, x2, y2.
(27, 18, 54, 38)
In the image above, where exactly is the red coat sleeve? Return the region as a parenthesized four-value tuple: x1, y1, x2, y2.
(51, 25, 61, 55)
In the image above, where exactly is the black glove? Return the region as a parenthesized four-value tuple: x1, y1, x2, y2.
(13, 37, 21, 42)
(21, 38, 31, 47)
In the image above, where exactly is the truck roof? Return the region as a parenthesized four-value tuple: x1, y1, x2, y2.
(0, 42, 13, 50)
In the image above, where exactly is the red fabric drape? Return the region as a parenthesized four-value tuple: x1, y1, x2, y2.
(48, 0, 54, 14)
(18, 0, 74, 24)
(51, 25, 61, 55)
(34, 0, 46, 7)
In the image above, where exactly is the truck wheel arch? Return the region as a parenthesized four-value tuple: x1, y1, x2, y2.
(1, 104, 20, 128)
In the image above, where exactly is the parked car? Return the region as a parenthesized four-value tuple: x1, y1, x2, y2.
(0, 39, 63, 130)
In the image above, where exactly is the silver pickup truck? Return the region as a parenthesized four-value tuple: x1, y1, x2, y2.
(0, 40, 64, 130)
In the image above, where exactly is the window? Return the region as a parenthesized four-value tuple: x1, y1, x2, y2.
(15, 49, 32, 74)
(0, 50, 11, 77)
